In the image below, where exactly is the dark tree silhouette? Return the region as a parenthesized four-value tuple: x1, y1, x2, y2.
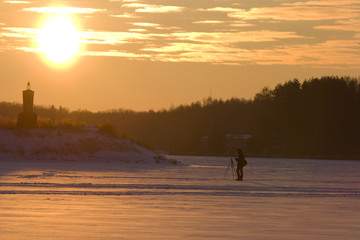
(1, 76, 359, 159)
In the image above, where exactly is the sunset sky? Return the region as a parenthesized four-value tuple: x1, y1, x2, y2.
(0, 0, 359, 111)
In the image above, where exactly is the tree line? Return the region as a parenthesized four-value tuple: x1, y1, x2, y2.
(1, 76, 360, 159)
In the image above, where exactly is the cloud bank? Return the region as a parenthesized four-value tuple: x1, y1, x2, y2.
(0, 0, 359, 68)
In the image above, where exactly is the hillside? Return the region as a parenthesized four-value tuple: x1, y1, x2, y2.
(0, 125, 179, 165)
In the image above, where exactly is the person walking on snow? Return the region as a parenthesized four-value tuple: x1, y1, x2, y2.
(235, 148, 247, 181)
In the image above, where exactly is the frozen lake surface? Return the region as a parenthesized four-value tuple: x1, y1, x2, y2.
(0, 156, 359, 239)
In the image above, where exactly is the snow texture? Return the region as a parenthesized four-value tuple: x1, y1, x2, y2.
(0, 154, 359, 240)
(0, 127, 178, 165)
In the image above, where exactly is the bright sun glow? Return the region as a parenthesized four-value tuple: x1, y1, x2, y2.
(38, 15, 80, 67)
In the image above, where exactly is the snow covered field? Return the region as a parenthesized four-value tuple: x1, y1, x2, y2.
(0, 156, 359, 240)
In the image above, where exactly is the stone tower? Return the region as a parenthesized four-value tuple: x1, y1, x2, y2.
(17, 82, 37, 128)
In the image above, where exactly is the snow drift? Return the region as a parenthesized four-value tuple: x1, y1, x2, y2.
(0, 126, 178, 165)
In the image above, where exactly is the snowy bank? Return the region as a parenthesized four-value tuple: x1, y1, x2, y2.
(0, 126, 179, 166)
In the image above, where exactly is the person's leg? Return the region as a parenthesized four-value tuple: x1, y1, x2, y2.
(237, 168, 244, 181)
(236, 167, 240, 180)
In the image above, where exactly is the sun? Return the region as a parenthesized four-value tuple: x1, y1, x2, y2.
(38, 15, 80, 68)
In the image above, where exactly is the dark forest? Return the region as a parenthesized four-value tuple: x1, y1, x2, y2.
(1, 76, 360, 159)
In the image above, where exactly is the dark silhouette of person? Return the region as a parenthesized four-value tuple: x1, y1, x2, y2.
(235, 148, 247, 181)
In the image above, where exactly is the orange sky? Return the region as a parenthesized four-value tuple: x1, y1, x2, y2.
(0, 0, 359, 111)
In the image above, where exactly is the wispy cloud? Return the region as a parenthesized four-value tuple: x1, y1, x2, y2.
(314, 19, 360, 32)
(133, 22, 160, 27)
(143, 39, 360, 68)
(110, 13, 140, 18)
(172, 30, 303, 44)
(129, 28, 146, 32)
(23, 7, 106, 14)
(228, 6, 359, 21)
(193, 20, 224, 24)
(123, 3, 185, 13)
(138, 30, 307, 65)
(1, 27, 38, 38)
(0, 0, 359, 68)
(81, 50, 151, 59)
(283, 0, 360, 6)
(4, 0, 31, 4)
(275, 39, 360, 68)
(198, 7, 238, 13)
(229, 21, 254, 27)
(80, 30, 149, 45)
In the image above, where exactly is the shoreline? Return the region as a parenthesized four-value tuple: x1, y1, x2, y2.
(167, 152, 360, 161)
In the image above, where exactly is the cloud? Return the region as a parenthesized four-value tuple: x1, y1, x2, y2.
(283, 0, 360, 6)
(139, 30, 305, 65)
(198, 1, 360, 23)
(110, 13, 140, 18)
(142, 39, 360, 67)
(1, 0, 359, 69)
(109, 0, 137, 1)
(23, 7, 106, 14)
(82, 29, 304, 65)
(172, 30, 303, 44)
(133, 22, 160, 27)
(276, 39, 360, 67)
(129, 28, 147, 32)
(137, 6, 183, 13)
(193, 20, 225, 24)
(4, 1, 31, 4)
(81, 50, 151, 59)
(123, 3, 185, 13)
(142, 42, 280, 65)
(80, 30, 148, 45)
(1, 27, 38, 38)
(0, 27, 39, 52)
(314, 19, 360, 32)
(229, 21, 254, 27)
(229, 6, 359, 21)
(198, 7, 239, 13)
